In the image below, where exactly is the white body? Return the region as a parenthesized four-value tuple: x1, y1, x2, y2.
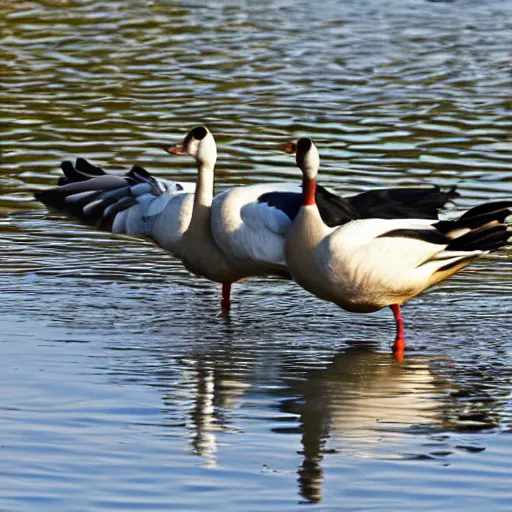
(211, 183, 300, 275)
(286, 206, 486, 313)
(96, 178, 195, 259)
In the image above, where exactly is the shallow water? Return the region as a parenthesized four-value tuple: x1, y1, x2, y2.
(1, 0, 511, 510)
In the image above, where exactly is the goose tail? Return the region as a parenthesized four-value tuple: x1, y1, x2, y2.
(34, 159, 163, 233)
(435, 200, 512, 252)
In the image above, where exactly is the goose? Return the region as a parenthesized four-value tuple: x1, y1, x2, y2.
(284, 137, 512, 356)
(36, 126, 458, 311)
(36, 126, 247, 309)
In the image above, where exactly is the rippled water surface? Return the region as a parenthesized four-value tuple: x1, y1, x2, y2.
(1, 0, 511, 510)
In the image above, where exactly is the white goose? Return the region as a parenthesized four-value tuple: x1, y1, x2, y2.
(285, 137, 512, 355)
(36, 126, 247, 308)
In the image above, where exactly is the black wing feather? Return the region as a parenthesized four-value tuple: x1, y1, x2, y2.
(258, 184, 456, 227)
(377, 228, 450, 245)
(348, 186, 459, 220)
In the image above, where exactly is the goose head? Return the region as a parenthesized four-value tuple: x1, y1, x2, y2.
(280, 137, 320, 181)
(166, 126, 217, 170)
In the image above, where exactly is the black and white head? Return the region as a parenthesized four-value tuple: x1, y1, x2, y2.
(167, 126, 217, 169)
(295, 138, 319, 181)
(280, 137, 319, 181)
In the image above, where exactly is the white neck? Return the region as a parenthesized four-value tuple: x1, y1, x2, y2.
(181, 159, 243, 283)
(194, 161, 215, 209)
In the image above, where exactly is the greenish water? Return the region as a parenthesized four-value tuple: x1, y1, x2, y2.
(1, 0, 511, 510)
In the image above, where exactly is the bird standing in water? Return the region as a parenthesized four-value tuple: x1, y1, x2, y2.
(284, 137, 511, 359)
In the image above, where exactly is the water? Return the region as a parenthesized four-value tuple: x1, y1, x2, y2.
(1, 0, 511, 510)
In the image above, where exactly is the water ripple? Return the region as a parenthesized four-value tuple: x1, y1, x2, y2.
(1, 0, 512, 510)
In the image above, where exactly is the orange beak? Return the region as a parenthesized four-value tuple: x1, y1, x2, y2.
(162, 143, 186, 155)
(279, 141, 296, 154)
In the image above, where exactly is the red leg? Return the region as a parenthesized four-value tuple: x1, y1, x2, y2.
(390, 304, 405, 357)
(221, 282, 232, 311)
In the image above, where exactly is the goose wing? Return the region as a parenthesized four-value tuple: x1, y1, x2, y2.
(57, 157, 194, 195)
(212, 184, 299, 270)
(326, 209, 510, 296)
(257, 183, 457, 228)
(35, 158, 194, 255)
(344, 185, 458, 221)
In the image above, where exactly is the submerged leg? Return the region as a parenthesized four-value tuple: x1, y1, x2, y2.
(221, 282, 232, 311)
(390, 304, 406, 356)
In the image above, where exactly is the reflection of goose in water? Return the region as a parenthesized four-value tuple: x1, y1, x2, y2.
(155, 321, 254, 466)
(105, 321, 508, 500)
(277, 346, 508, 503)
(277, 347, 450, 503)
(152, 341, 449, 473)
(182, 364, 251, 466)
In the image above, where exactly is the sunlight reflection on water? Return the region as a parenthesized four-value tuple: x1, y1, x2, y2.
(1, 0, 511, 510)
